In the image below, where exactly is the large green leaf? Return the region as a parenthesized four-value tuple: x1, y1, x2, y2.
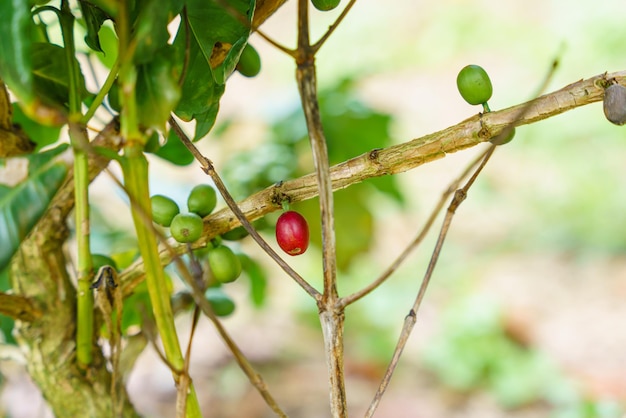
(172, 0, 253, 140)
(136, 47, 181, 132)
(78, 0, 118, 18)
(78, 0, 111, 53)
(93, 23, 118, 69)
(132, 0, 181, 64)
(173, 29, 225, 131)
(154, 128, 194, 166)
(0, 0, 34, 104)
(186, 0, 255, 84)
(32, 42, 88, 109)
(0, 145, 69, 271)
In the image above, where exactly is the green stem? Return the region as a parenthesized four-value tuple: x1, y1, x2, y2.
(59, 0, 94, 367)
(121, 145, 201, 417)
(74, 146, 94, 367)
(82, 56, 120, 124)
(116, 5, 200, 409)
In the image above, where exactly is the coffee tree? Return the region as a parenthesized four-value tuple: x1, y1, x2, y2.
(1, 0, 625, 417)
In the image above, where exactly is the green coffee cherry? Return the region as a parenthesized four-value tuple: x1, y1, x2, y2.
(205, 287, 236, 317)
(456, 65, 493, 107)
(208, 245, 242, 283)
(151, 194, 180, 227)
(490, 127, 516, 145)
(236, 44, 261, 78)
(187, 184, 217, 217)
(170, 213, 203, 243)
(311, 0, 341, 11)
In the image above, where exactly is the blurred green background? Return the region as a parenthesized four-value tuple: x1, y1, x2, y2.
(4, 0, 626, 417)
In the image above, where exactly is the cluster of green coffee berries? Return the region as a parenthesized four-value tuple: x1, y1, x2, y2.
(151, 184, 242, 316)
(456, 64, 515, 145)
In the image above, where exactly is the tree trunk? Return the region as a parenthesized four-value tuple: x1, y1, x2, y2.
(9, 220, 139, 417)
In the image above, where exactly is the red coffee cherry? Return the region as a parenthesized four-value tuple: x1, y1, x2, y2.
(276, 211, 309, 256)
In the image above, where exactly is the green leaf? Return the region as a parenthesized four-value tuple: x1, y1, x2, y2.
(0, 0, 34, 104)
(12, 103, 62, 149)
(238, 253, 267, 307)
(173, 30, 220, 120)
(136, 47, 181, 131)
(0, 315, 16, 345)
(78, 0, 117, 18)
(78, 0, 111, 53)
(193, 103, 222, 140)
(297, 187, 373, 271)
(132, 0, 181, 64)
(154, 128, 194, 166)
(0, 266, 15, 344)
(25, 143, 69, 173)
(93, 23, 118, 69)
(0, 146, 69, 271)
(185, 0, 255, 85)
(171, 0, 254, 140)
(32, 42, 88, 109)
(121, 281, 152, 332)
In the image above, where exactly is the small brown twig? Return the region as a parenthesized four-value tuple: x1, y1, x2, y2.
(295, 1, 348, 416)
(212, 0, 296, 58)
(176, 307, 200, 418)
(178, 258, 288, 418)
(364, 144, 497, 418)
(311, 0, 358, 53)
(364, 57, 560, 417)
(338, 145, 494, 308)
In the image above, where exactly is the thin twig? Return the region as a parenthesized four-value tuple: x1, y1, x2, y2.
(180, 261, 289, 418)
(212, 0, 295, 57)
(338, 146, 493, 308)
(296, 0, 338, 304)
(364, 144, 497, 418)
(364, 58, 560, 417)
(311, 0, 358, 53)
(168, 117, 320, 300)
(176, 307, 200, 418)
(296, 1, 347, 416)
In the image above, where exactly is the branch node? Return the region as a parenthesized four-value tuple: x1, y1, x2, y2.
(270, 186, 291, 207)
(449, 189, 467, 213)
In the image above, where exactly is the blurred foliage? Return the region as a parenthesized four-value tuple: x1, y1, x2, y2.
(0, 144, 69, 272)
(421, 294, 625, 417)
(223, 78, 405, 270)
(0, 268, 16, 345)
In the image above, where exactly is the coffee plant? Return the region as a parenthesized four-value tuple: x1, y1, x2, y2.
(1, 1, 625, 417)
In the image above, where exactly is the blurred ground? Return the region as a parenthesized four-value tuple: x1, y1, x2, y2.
(3, 0, 626, 417)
